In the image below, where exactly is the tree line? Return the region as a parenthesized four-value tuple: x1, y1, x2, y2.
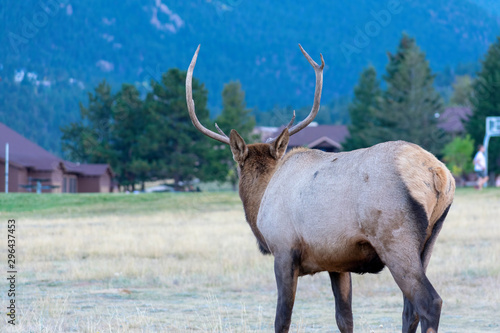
(61, 69, 254, 191)
(344, 33, 500, 179)
(62, 33, 500, 190)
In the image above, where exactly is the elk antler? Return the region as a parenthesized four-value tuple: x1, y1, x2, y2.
(267, 44, 325, 143)
(186, 45, 231, 145)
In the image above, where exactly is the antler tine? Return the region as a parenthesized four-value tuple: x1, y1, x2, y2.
(287, 44, 324, 137)
(298, 43, 325, 71)
(266, 110, 295, 143)
(186, 45, 230, 145)
(215, 123, 229, 138)
(285, 110, 296, 129)
(267, 45, 324, 143)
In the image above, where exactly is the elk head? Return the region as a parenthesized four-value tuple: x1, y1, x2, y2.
(185, 44, 325, 252)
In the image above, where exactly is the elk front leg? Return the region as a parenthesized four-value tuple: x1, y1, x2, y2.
(329, 272, 353, 333)
(274, 251, 300, 333)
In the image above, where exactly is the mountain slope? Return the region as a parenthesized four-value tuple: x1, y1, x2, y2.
(469, 0, 500, 16)
(1, 0, 499, 154)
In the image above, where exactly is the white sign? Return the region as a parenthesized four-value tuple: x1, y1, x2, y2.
(483, 117, 500, 181)
(486, 117, 500, 136)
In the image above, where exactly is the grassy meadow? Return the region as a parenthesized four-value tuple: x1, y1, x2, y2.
(0, 189, 499, 332)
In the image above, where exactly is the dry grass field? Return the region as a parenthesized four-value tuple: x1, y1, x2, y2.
(0, 189, 499, 332)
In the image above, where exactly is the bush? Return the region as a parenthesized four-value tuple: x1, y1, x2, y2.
(442, 135, 475, 177)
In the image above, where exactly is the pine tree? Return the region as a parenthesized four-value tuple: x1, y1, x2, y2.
(450, 75, 474, 107)
(61, 80, 115, 163)
(369, 34, 447, 154)
(466, 36, 500, 174)
(343, 66, 381, 151)
(62, 81, 155, 191)
(145, 68, 222, 187)
(215, 81, 256, 190)
(216, 81, 256, 142)
(113, 84, 150, 190)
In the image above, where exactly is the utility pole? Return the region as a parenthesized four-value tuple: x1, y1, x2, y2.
(5, 143, 9, 193)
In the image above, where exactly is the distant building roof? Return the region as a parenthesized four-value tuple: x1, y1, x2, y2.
(63, 162, 113, 177)
(271, 124, 349, 151)
(0, 122, 113, 176)
(252, 126, 279, 142)
(438, 106, 472, 133)
(0, 122, 61, 171)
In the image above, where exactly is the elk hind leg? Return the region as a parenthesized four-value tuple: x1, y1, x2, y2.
(402, 205, 450, 333)
(274, 250, 300, 333)
(403, 295, 420, 333)
(385, 251, 442, 333)
(329, 272, 353, 333)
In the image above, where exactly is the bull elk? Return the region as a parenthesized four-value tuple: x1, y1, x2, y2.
(185, 44, 455, 333)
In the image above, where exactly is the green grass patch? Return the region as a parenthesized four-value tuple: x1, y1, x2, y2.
(1, 187, 498, 219)
(0, 192, 241, 218)
(454, 187, 500, 198)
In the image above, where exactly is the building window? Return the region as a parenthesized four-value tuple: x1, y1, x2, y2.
(62, 177, 67, 193)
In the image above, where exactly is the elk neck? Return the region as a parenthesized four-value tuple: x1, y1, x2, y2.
(237, 143, 281, 254)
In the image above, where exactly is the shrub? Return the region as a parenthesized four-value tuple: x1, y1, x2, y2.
(442, 135, 475, 177)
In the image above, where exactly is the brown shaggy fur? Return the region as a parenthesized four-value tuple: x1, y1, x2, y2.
(229, 129, 289, 253)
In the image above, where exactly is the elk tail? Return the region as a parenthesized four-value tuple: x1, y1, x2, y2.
(432, 166, 448, 197)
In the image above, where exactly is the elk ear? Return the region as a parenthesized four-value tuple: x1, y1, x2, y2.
(270, 128, 289, 160)
(229, 130, 248, 164)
